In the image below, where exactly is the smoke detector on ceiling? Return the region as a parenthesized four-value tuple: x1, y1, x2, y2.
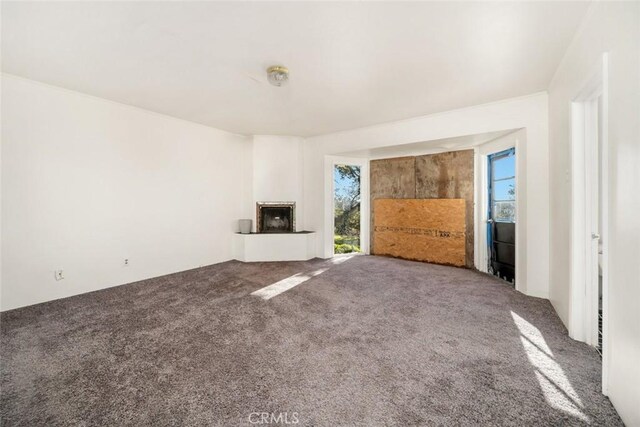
(267, 65, 289, 87)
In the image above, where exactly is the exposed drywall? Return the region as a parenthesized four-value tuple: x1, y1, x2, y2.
(370, 157, 417, 199)
(416, 150, 474, 267)
(0, 75, 251, 311)
(370, 151, 474, 267)
(251, 135, 305, 231)
(548, 2, 640, 423)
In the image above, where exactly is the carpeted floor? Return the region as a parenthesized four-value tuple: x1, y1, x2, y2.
(1, 255, 622, 426)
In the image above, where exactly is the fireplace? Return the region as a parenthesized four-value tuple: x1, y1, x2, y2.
(256, 202, 295, 233)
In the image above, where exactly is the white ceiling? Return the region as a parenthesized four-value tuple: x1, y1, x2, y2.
(2, 2, 590, 137)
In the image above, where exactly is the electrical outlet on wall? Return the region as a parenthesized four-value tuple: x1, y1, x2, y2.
(54, 269, 64, 281)
(124, 259, 129, 266)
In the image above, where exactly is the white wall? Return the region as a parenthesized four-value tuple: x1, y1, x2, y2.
(251, 135, 305, 231)
(548, 2, 640, 424)
(1, 75, 252, 311)
(304, 93, 549, 299)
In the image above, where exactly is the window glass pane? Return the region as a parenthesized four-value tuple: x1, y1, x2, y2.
(334, 165, 361, 253)
(493, 179, 515, 201)
(492, 155, 515, 180)
(493, 201, 516, 222)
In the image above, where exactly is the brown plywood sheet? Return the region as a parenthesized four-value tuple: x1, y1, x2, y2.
(369, 157, 416, 253)
(373, 199, 466, 266)
(415, 150, 475, 267)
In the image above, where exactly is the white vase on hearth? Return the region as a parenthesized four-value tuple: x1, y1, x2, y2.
(239, 219, 252, 234)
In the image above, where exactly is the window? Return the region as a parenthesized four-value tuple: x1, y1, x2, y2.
(489, 149, 515, 223)
(334, 165, 361, 254)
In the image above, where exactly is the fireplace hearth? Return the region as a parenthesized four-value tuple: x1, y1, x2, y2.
(256, 202, 295, 233)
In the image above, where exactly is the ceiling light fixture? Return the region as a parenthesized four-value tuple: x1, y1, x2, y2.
(267, 65, 289, 87)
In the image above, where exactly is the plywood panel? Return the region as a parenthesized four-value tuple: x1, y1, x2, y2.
(370, 157, 416, 254)
(373, 199, 466, 266)
(415, 150, 474, 267)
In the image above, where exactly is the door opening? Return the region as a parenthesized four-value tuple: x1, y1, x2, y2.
(487, 148, 516, 285)
(595, 94, 604, 357)
(569, 53, 608, 393)
(575, 90, 605, 355)
(333, 164, 362, 255)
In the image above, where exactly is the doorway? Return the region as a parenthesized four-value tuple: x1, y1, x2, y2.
(333, 164, 362, 254)
(487, 148, 516, 284)
(570, 53, 608, 392)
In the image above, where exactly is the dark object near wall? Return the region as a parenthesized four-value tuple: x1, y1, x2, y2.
(490, 222, 515, 282)
(370, 150, 474, 268)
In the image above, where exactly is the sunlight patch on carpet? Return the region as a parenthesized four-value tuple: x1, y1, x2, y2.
(511, 311, 589, 423)
(251, 268, 328, 300)
(251, 254, 357, 300)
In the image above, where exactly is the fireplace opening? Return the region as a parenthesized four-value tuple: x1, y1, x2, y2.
(257, 202, 295, 233)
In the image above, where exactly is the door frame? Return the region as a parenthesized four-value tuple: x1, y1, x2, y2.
(569, 53, 609, 394)
(487, 147, 516, 282)
(474, 129, 526, 294)
(323, 155, 370, 258)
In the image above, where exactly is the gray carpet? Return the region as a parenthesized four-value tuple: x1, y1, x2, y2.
(1, 255, 622, 426)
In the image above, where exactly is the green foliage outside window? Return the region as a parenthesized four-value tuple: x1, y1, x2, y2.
(334, 165, 361, 254)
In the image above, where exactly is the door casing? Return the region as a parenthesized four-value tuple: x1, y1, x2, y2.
(569, 53, 609, 394)
(487, 148, 517, 283)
